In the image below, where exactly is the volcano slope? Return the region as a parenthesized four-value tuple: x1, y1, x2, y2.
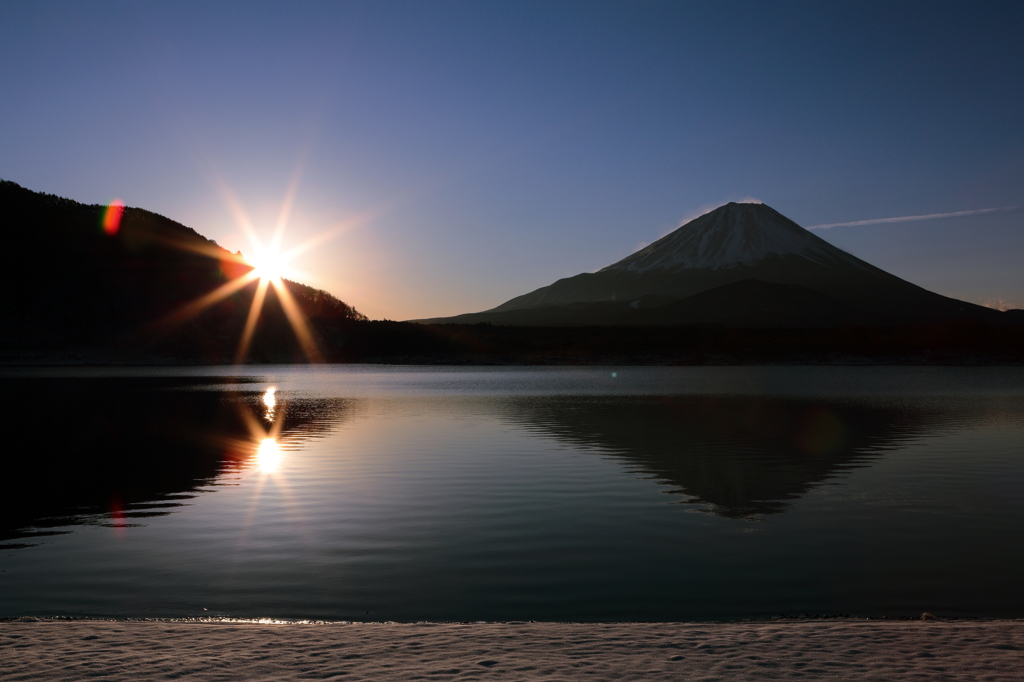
(418, 202, 1013, 327)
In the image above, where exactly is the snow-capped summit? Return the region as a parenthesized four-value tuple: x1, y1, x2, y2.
(602, 202, 861, 273)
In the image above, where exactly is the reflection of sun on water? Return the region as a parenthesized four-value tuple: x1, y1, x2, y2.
(256, 438, 283, 473)
(263, 386, 277, 421)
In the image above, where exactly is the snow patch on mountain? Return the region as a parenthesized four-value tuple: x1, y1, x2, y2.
(601, 202, 860, 273)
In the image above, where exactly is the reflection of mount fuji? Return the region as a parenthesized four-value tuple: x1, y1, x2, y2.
(0, 377, 353, 547)
(499, 395, 961, 517)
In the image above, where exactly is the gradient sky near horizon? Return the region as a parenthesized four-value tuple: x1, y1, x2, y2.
(1, 1, 1022, 319)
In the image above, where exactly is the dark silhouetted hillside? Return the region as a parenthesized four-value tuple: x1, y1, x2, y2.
(0, 180, 365, 361)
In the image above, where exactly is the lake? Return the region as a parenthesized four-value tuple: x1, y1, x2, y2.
(1, 365, 1023, 622)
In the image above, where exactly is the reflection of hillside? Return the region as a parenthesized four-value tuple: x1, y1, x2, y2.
(0, 377, 352, 547)
(499, 395, 960, 518)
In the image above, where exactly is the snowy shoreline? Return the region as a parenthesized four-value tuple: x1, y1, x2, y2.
(4, 618, 1023, 680)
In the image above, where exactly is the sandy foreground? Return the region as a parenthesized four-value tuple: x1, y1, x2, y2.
(2, 619, 1023, 681)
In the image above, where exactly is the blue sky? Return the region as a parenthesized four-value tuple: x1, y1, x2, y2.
(2, 1, 1022, 318)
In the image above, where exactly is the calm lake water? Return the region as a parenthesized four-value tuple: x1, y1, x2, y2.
(2, 365, 1023, 621)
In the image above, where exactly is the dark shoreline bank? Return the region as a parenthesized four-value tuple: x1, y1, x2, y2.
(5, 321, 1024, 366)
(4, 356, 1023, 367)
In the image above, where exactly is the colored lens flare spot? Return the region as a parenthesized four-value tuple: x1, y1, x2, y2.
(109, 495, 127, 535)
(103, 200, 124, 235)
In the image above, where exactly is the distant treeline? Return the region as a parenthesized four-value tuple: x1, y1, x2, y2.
(339, 321, 1024, 365)
(14, 317, 1024, 365)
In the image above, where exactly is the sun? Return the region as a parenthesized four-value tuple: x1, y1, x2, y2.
(246, 247, 288, 282)
(149, 166, 365, 366)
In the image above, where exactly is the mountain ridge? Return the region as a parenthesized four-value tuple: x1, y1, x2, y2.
(600, 202, 867, 273)
(418, 202, 1012, 327)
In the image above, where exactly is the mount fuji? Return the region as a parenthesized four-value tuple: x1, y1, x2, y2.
(418, 202, 1009, 327)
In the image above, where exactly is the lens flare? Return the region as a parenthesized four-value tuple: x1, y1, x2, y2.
(108, 495, 129, 538)
(147, 168, 365, 365)
(103, 200, 124, 235)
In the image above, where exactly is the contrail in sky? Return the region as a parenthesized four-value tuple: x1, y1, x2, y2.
(807, 206, 1019, 230)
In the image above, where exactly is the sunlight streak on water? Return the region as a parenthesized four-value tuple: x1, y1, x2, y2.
(256, 438, 283, 473)
(263, 386, 277, 422)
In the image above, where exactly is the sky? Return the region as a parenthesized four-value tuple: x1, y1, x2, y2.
(1, 0, 1022, 319)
